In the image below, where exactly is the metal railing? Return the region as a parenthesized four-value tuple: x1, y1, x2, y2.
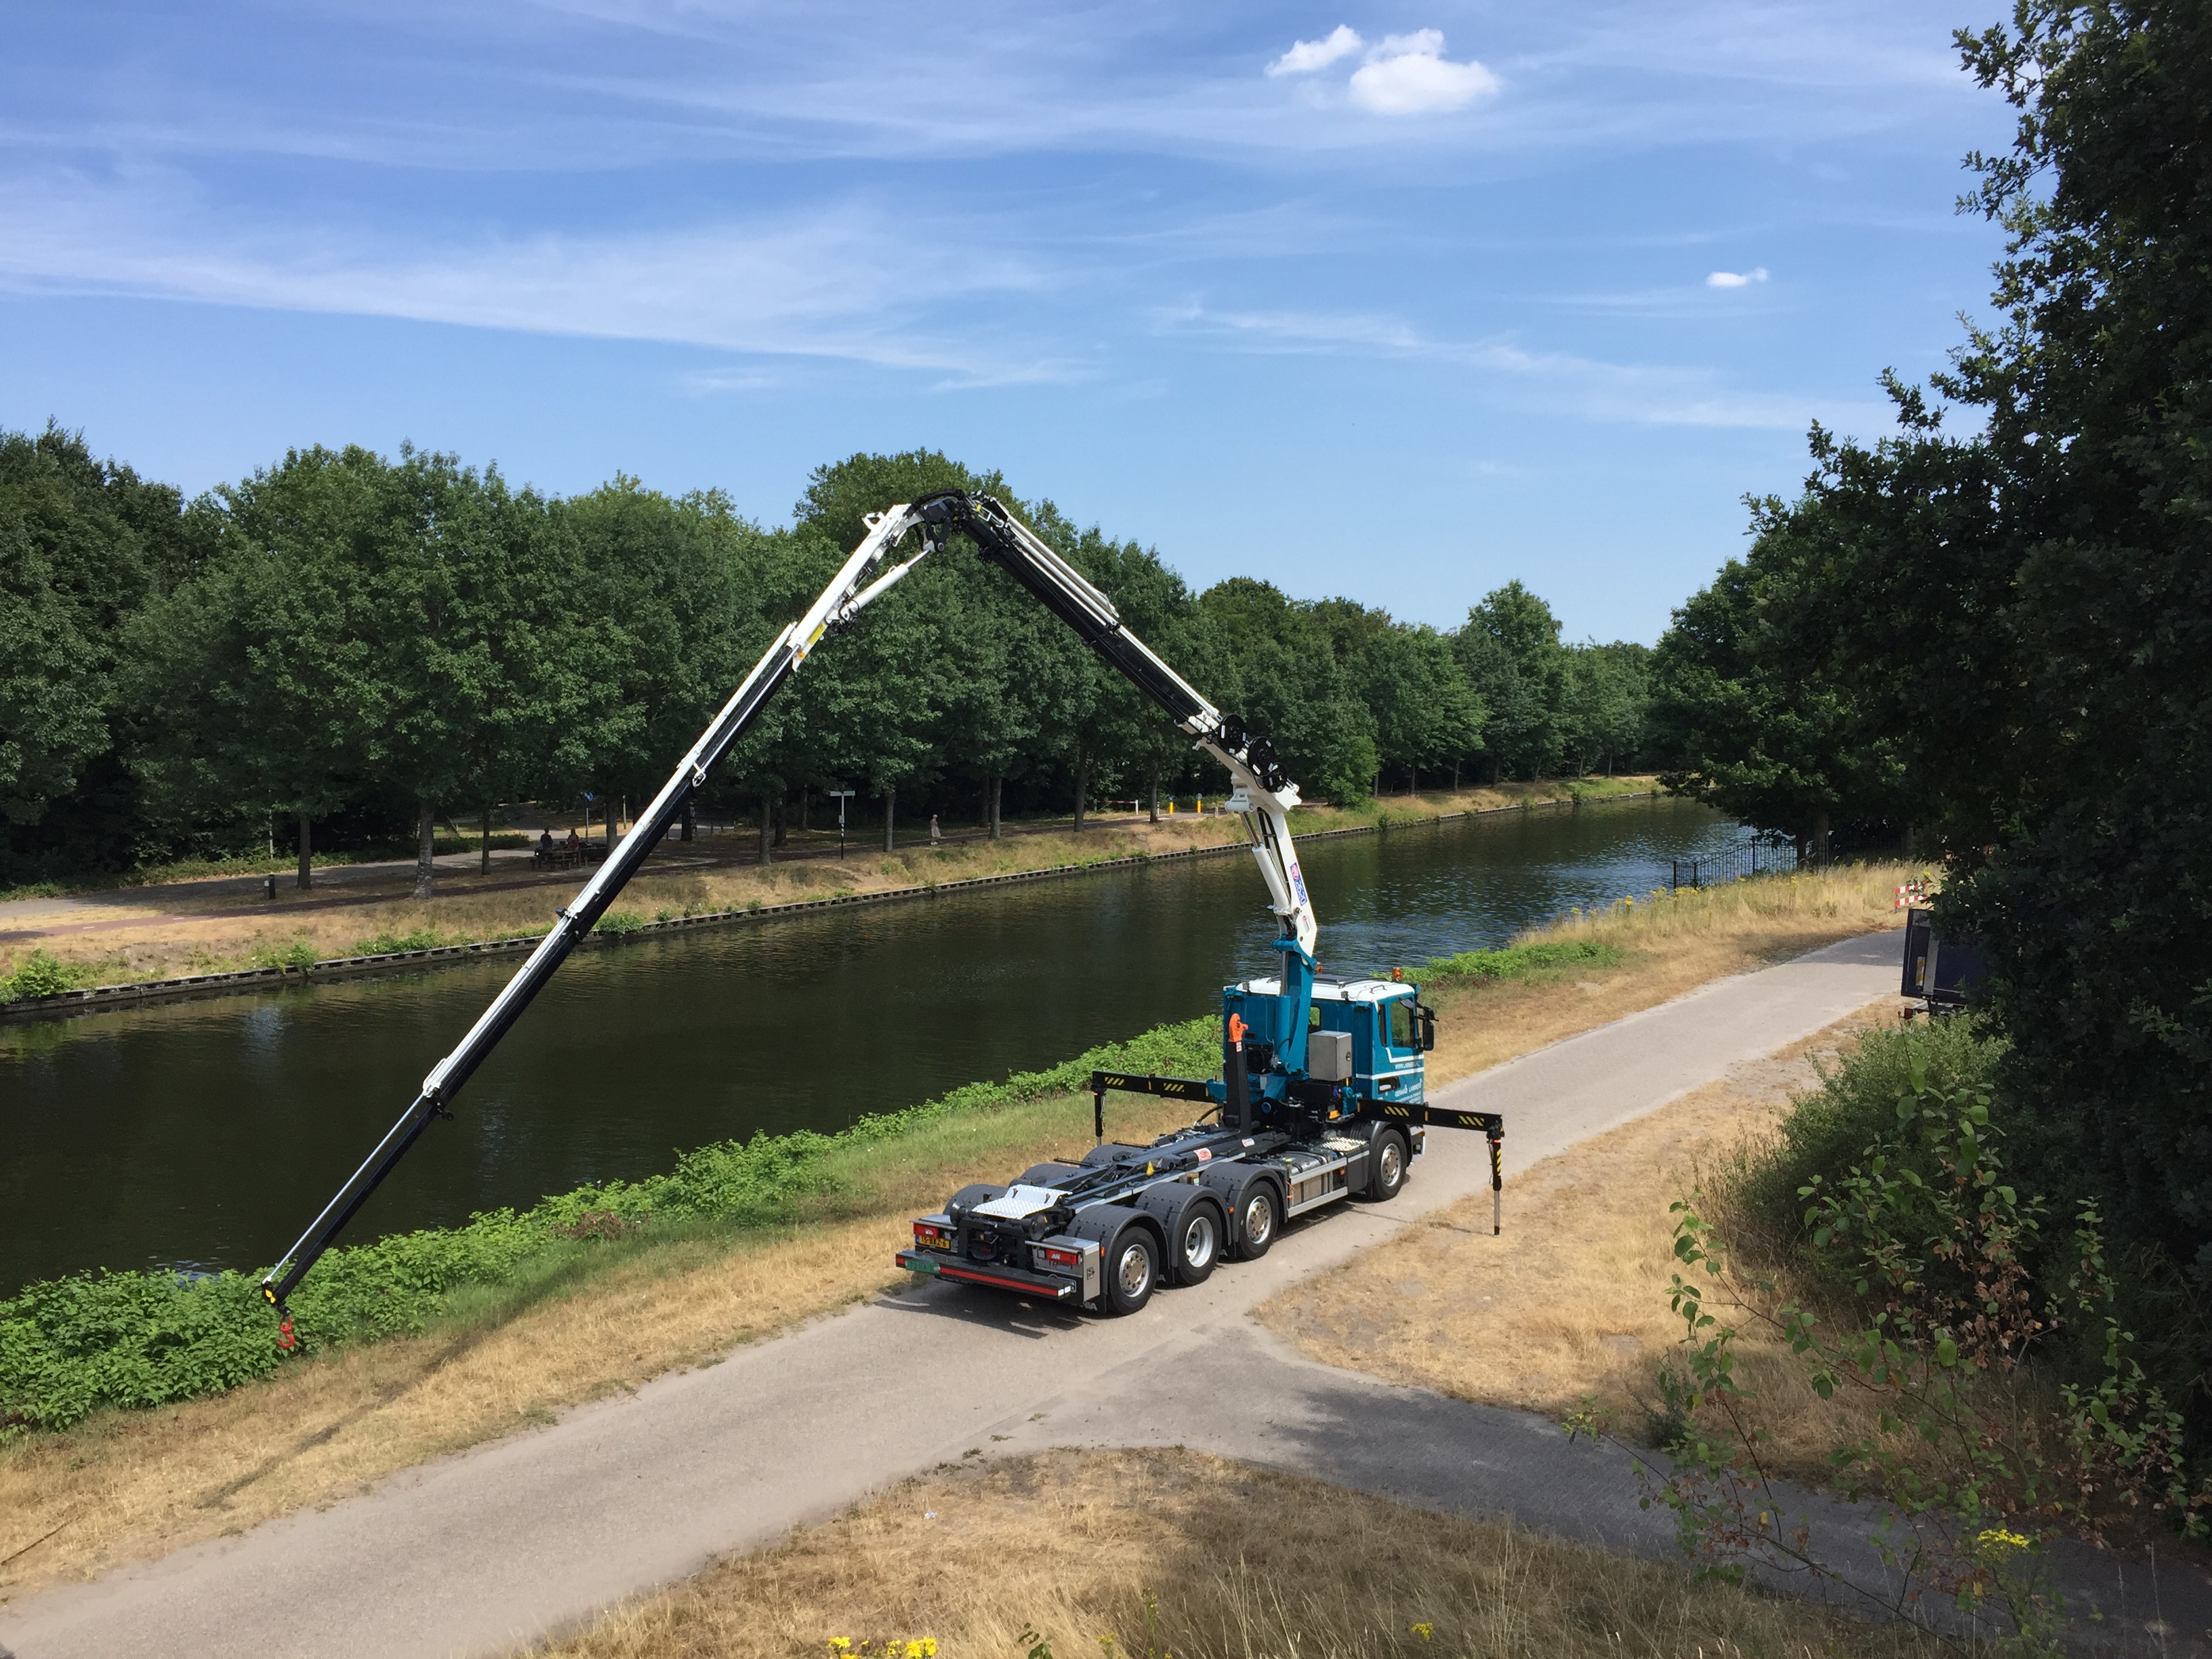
(1668, 838, 1781, 892)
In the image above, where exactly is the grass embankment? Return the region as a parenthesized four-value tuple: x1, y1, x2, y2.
(523, 1447, 1927, 1659)
(1263, 1005, 1904, 1450)
(0, 858, 1906, 1597)
(0, 778, 1652, 996)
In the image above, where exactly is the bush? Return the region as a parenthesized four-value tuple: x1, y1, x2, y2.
(595, 909, 645, 937)
(1734, 1015, 2007, 1244)
(348, 928, 449, 956)
(0, 949, 79, 1001)
(1422, 939, 1622, 981)
(0, 1015, 1221, 1439)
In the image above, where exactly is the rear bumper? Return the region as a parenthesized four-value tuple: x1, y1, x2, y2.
(896, 1248, 1082, 1300)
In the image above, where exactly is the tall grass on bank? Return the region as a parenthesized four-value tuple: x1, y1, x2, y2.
(0, 1018, 1219, 1441)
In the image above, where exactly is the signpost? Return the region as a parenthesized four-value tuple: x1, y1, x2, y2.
(827, 789, 857, 859)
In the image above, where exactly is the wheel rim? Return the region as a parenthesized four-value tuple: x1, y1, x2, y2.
(1116, 1241, 1152, 1299)
(1244, 1192, 1273, 1244)
(1378, 1140, 1404, 1189)
(1181, 1213, 1217, 1271)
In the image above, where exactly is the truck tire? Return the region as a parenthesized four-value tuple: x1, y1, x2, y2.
(1362, 1129, 1409, 1204)
(1136, 1186, 1226, 1286)
(1229, 1177, 1281, 1261)
(1069, 1204, 1164, 1315)
(1102, 1227, 1160, 1315)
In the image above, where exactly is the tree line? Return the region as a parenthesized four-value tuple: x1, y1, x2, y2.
(1644, 3, 2211, 1326)
(1, 443, 1657, 894)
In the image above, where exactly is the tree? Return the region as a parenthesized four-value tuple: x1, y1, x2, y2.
(1455, 581, 1568, 780)
(1562, 642, 1650, 777)
(1347, 621, 1484, 794)
(1200, 577, 1377, 806)
(1, 424, 192, 880)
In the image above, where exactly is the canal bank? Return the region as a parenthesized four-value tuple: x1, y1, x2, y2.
(0, 870, 1913, 1614)
(0, 790, 1656, 1024)
(1, 792, 1744, 1297)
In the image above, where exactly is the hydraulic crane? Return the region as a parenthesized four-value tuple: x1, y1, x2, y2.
(262, 492, 1502, 1323)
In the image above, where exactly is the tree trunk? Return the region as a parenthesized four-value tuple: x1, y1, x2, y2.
(297, 813, 313, 892)
(480, 803, 493, 876)
(680, 798, 695, 843)
(1810, 807, 1832, 866)
(799, 788, 810, 832)
(773, 793, 787, 848)
(884, 788, 896, 853)
(989, 777, 1002, 840)
(1148, 769, 1160, 825)
(1452, 759, 1460, 792)
(758, 795, 773, 865)
(414, 798, 436, 900)
(1073, 745, 1086, 833)
(1409, 764, 1418, 798)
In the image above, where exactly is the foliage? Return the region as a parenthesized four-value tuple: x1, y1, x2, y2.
(1422, 939, 1622, 981)
(1640, 5, 2212, 1303)
(0, 1016, 1218, 1439)
(1736, 1015, 2009, 1241)
(1570, 1061, 2207, 1649)
(0, 948, 83, 1001)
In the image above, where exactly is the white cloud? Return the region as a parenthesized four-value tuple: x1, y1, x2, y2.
(1347, 31, 1500, 116)
(1704, 266, 1769, 288)
(1267, 26, 1361, 77)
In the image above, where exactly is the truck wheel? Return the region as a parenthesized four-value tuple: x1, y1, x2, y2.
(1103, 1227, 1160, 1315)
(1364, 1130, 1408, 1203)
(1171, 1200, 1224, 1285)
(1231, 1181, 1280, 1260)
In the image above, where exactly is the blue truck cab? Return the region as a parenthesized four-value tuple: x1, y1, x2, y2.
(1219, 973, 1431, 1121)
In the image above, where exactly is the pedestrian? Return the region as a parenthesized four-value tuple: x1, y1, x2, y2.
(929, 813, 942, 846)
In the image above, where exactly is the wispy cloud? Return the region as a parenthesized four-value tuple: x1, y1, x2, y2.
(1706, 266, 1770, 287)
(1159, 301, 1883, 431)
(0, 169, 1075, 382)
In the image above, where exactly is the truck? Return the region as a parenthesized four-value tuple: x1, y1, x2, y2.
(260, 491, 1502, 1330)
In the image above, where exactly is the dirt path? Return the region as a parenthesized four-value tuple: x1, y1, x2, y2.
(0, 931, 2018, 1659)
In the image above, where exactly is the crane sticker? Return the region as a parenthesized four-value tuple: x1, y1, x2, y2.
(1290, 863, 1309, 907)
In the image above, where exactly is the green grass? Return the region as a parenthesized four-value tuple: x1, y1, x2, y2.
(1421, 939, 1624, 981)
(0, 1015, 1221, 1441)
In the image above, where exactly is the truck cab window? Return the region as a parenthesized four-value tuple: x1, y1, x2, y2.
(1387, 997, 1415, 1051)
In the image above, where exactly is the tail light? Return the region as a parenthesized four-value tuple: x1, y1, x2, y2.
(913, 1221, 952, 1249)
(1036, 1244, 1082, 1271)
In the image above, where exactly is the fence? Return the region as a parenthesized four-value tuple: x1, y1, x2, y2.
(1668, 837, 1784, 893)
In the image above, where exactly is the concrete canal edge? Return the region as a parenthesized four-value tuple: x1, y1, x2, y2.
(0, 793, 1657, 1023)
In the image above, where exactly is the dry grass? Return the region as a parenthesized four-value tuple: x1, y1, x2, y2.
(0, 855, 1909, 1601)
(524, 1447, 1928, 1659)
(1, 779, 1652, 987)
(1259, 1004, 1912, 1483)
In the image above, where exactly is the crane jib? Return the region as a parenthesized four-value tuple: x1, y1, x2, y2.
(260, 493, 1313, 1313)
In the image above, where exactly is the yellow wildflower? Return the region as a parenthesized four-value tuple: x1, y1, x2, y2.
(1976, 1528, 2032, 1555)
(1410, 1623, 1435, 1641)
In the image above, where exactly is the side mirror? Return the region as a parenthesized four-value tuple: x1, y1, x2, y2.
(1417, 1003, 1436, 1052)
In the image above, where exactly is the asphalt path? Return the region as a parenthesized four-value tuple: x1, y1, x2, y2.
(9, 929, 2198, 1658)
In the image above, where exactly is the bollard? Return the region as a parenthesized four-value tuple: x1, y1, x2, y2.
(264, 873, 276, 901)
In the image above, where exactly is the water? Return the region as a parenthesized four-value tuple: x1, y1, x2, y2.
(1, 796, 1736, 1292)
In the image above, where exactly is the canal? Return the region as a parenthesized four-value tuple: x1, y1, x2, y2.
(1, 795, 1736, 1292)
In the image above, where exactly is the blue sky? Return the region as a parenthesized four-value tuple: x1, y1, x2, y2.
(0, 2, 2013, 642)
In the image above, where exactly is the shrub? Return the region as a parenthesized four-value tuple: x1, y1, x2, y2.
(348, 928, 447, 956)
(1734, 1015, 2007, 1244)
(0, 1015, 1220, 1439)
(1422, 939, 1622, 981)
(596, 910, 645, 937)
(1, 949, 79, 1001)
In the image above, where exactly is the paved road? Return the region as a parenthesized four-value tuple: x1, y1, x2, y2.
(9, 930, 2192, 1658)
